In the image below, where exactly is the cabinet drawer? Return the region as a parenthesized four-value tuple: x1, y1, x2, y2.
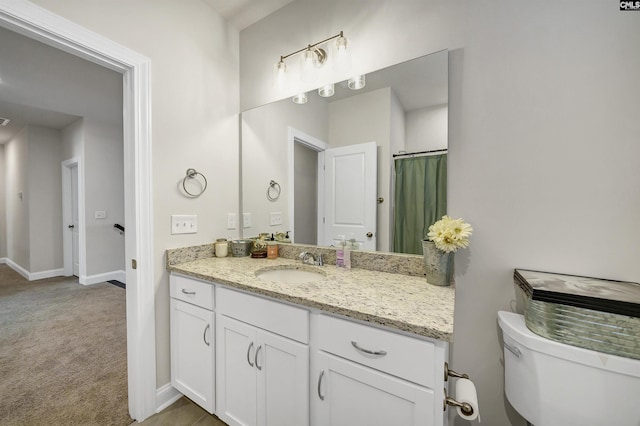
(170, 274, 214, 310)
(216, 286, 309, 344)
(316, 314, 435, 387)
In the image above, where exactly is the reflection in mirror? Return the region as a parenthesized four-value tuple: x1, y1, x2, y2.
(241, 49, 448, 254)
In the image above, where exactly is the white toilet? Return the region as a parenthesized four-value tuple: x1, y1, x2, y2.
(498, 311, 640, 426)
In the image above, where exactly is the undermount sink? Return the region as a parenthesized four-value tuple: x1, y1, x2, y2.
(255, 266, 326, 283)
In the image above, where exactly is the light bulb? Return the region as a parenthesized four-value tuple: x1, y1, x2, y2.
(300, 48, 318, 82)
(333, 34, 351, 73)
(292, 93, 308, 104)
(275, 58, 287, 89)
(318, 84, 335, 98)
(348, 75, 365, 90)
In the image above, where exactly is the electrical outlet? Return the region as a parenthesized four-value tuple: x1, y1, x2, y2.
(270, 212, 282, 226)
(95, 210, 107, 219)
(171, 215, 198, 234)
(243, 212, 252, 228)
(227, 213, 237, 230)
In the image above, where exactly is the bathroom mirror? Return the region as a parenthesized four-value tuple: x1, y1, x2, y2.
(241, 49, 448, 253)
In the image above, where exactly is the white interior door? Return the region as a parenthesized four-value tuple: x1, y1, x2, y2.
(71, 164, 80, 276)
(322, 142, 377, 250)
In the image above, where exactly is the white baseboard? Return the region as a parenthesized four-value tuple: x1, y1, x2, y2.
(155, 383, 182, 413)
(80, 269, 126, 286)
(3, 258, 64, 281)
(0, 257, 6, 264)
(30, 268, 65, 280)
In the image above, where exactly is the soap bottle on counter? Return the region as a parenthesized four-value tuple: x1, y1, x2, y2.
(267, 241, 278, 259)
(336, 236, 351, 269)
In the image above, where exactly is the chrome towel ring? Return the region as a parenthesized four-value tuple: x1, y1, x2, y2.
(182, 168, 208, 197)
(267, 180, 281, 201)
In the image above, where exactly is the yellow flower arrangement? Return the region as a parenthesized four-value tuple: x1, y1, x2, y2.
(426, 215, 473, 253)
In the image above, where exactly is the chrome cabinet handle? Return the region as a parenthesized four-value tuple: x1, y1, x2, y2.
(181, 289, 196, 295)
(255, 345, 263, 370)
(317, 370, 325, 401)
(203, 324, 210, 346)
(247, 342, 254, 367)
(504, 341, 521, 358)
(351, 341, 387, 356)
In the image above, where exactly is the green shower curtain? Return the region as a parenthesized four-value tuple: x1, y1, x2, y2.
(393, 154, 447, 254)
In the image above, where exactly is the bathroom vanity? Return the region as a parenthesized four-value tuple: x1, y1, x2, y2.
(167, 246, 455, 426)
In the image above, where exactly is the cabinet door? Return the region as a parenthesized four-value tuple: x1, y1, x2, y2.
(170, 299, 214, 413)
(257, 330, 309, 426)
(216, 315, 258, 426)
(312, 352, 434, 426)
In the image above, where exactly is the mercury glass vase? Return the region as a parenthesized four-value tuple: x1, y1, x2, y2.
(422, 240, 454, 286)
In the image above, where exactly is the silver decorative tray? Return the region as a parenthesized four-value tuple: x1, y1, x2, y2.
(514, 269, 640, 360)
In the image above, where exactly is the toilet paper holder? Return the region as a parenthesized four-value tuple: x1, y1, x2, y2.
(443, 362, 474, 416)
(444, 361, 469, 381)
(444, 388, 475, 416)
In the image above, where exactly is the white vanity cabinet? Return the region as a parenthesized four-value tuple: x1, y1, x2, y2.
(216, 287, 310, 426)
(169, 274, 215, 413)
(311, 314, 448, 426)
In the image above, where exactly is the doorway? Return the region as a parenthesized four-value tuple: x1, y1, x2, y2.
(62, 157, 81, 277)
(0, 1, 155, 421)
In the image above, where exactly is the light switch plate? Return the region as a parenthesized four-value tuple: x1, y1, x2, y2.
(227, 213, 237, 230)
(171, 215, 198, 234)
(270, 212, 282, 226)
(95, 210, 107, 219)
(243, 212, 252, 228)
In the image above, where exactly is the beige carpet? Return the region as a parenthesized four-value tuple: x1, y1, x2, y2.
(0, 264, 132, 425)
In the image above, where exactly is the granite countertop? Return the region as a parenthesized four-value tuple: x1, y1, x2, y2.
(168, 256, 455, 342)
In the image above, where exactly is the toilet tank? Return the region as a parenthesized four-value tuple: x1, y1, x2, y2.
(498, 311, 640, 426)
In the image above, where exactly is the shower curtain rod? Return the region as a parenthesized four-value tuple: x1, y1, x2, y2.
(393, 148, 447, 158)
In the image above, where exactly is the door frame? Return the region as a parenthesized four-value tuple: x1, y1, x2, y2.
(287, 127, 327, 244)
(61, 157, 84, 277)
(0, 1, 156, 421)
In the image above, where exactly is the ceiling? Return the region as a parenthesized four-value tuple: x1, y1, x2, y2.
(203, 0, 296, 30)
(0, 25, 122, 145)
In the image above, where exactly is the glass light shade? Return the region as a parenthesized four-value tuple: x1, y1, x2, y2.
(348, 75, 366, 90)
(292, 93, 308, 104)
(300, 48, 318, 82)
(333, 35, 351, 73)
(318, 84, 335, 98)
(275, 59, 287, 89)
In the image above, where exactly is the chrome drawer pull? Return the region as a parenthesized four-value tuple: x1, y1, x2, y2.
(504, 341, 521, 359)
(203, 324, 210, 346)
(247, 342, 254, 367)
(255, 345, 263, 370)
(181, 289, 196, 295)
(351, 341, 387, 356)
(317, 370, 325, 400)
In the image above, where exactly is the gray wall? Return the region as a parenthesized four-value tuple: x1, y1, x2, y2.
(5, 128, 29, 269)
(240, 1, 640, 425)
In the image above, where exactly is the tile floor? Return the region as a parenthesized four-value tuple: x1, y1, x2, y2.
(131, 397, 227, 426)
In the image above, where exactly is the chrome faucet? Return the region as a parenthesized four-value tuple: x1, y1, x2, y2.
(299, 251, 323, 266)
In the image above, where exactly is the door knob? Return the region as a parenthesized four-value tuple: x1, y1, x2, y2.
(68, 225, 75, 229)
(366, 232, 373, 238)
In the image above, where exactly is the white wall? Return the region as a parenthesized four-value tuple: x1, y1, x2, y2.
(5, 127, 29, 269)
(242, 96, 328, 236)
(241, 1, 640, 425)
(27, 125, 63, 273)
(30, 0, 241, 387)
(83, 117, 125, 276)
(405, 104, 447, 152)
(328, 87, 391, 251)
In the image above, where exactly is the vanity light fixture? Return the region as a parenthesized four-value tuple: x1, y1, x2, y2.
(292, 92, 308, 104)
(318, 84, 335, 98)
(348, 74, 366, 90)
(275, 31, 350, 86)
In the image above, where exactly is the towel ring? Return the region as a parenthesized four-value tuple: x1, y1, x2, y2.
(182, 168, 208, 197)
(266, 180, 281, 201)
